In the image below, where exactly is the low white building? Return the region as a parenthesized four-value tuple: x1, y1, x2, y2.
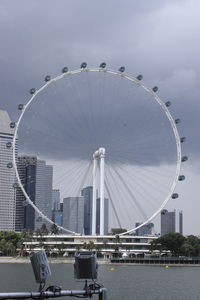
(23, 234, 157, 258)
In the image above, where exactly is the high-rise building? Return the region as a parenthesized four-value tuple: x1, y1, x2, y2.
(52, 189, 62, 226)
(81, 186, 93, 235)
(63, 197, 84, 234)
(16, 156, 53, 231)
(96, 198, 109, 235)
(0, 110, 16, 231)
(52, 189, 60, 211)
(161, 209, 183, 235)
(34, 161, 53, 230)
(16, 156, 37, 231)
(135, 222, 154, 236)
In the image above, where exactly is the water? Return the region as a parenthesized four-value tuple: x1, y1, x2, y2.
(0, 263, 200, 300)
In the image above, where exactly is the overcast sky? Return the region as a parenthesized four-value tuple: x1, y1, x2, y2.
(0, 0, 200, 234)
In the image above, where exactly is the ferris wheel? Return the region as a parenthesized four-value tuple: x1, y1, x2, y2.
(10, 63, 187, 235)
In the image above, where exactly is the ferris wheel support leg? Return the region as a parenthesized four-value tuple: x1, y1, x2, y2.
(100, 149, 105, 235)
(92, 158, 97, 235)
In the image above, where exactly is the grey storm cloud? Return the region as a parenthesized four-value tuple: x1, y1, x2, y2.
(0, 0, 199, 164)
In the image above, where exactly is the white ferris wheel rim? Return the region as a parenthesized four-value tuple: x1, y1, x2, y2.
(12, 67, 182, 236)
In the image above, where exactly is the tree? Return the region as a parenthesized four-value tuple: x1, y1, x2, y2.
(0, 231, 24, 256)
(181, 235, 200, 257)
(150, 232, 186, 256)
(50, 224, 59, 235)
(40, 223, 49, 236)
(83, 241, 95, 251)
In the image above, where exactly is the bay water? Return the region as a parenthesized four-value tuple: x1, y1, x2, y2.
(0, 263, 200, 300)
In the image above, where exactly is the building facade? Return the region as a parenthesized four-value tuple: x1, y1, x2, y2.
(161, 209, 183, 235)
(63, 197, 84, 233)
(81, 186, 93, 235)
(135, 222, 154, 236)
(16, 156, 37, 231)
(34, 161, 53, 230)
(16, 156, 53, 231)
(0, 110, 16, 231)
(52, 189, 62, 226)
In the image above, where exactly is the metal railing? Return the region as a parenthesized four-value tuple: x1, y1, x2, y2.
(0, 287, 108, 299)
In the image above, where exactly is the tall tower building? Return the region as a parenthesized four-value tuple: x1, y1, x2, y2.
(16, 156, 37, 231)
(81, 186, 93, 235)
(0, 110, 16, 231)
(161, 209, 183, 235)
(16, 156, 53, 231)
(52, 189, 60, 211)
(52, 189, 62, 226)
(34, 161, 53, 230)
(96, 198, 109, 235)
(63, 197, 84, 233)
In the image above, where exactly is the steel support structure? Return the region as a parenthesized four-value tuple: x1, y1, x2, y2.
(92, 147, 106, 235)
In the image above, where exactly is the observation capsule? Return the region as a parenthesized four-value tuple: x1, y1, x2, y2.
(178, 175, 185, 181)
(165, 101, 171, 107)
(118, 66, 125, 72)
(100, 62, 106, 68)
(10, 122, 15, 129)
(30, 88, 36, 94)
(7, 162, 13, 168)
(23, 200, 28, 207)
(36, 216, 42, 222)
(13, 183, 19, 188)
(45, 75, 51, 82)
(80, 62, 87, 69)
(181, 156, 188, 162)
(136, 74, 143, 81)
(152, 86, 159, 92)
(180, 137, 186, 143)
(171, 193, 179, 199)
(62, 67, 68, 73)
(18, 104, 24, 110)
(6, 142, 12, 148)
(161, 209, 167, 215)
(175, 118, 181, 124)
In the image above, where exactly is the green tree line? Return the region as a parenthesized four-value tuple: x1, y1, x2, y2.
(150, 233, 200, 257)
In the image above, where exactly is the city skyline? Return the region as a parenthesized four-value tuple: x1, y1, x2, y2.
(0, 109, 183, 235)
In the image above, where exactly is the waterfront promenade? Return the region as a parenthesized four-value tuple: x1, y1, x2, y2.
(1, 256, 200, 266)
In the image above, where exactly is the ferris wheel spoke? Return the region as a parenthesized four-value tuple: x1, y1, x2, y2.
(48, 82, 87, 142)
(60, 162, 91, 197)
(105, 165, 136, 228)
(76, 161, 93, 197)
(108, 157, 171, 199)
(104, 176, 122, 229)
(114, 162, 165, 209)
(111, 165, 148, 220)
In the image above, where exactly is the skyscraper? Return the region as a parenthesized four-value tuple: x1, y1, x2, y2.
(81, 186, 93, 235)
(63, 197, 84, 233)
(16, 156, 37, 231)
(161, 209, 183, 235)
(52, 189, 60, 211)
(34, 161, 53, 230)
(16, 156, 53, 231)
(0, 110, 16, 231)
(96, 198, 109, 235)
(52, 189, 62, 226)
